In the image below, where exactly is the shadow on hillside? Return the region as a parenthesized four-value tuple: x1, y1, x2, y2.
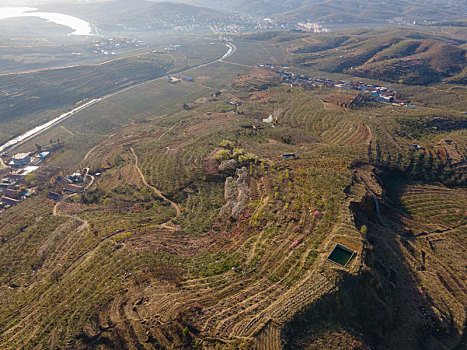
(283, 192, 465, 350)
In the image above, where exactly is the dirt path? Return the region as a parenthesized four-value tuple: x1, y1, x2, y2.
(53, 168, 93, 217)
(156, 121, 183, 142)
(221, 61, 255, 68)
(259, 43, 279, 64)
(245, 196, 270, 265)
(416, 223, 467, 239)
(364, 118, 373, 146)
(130, 147, 182, 228)
(53, 201, 61, 216)
(60, 125, 74, 136)
(373, 117, 401, 149)
(83, 131, 118, 162)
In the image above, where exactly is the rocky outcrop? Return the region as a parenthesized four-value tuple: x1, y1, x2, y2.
(219, 166, 249, 218)
(219, 159, 239, 172)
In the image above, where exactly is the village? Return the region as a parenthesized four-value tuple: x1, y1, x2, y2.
(115, 12, 282, 34)
(0, 143, 93, 213)
(297, 21, 330, 33)
(260, 64, 417, 107)
(87, 38, 146, 56)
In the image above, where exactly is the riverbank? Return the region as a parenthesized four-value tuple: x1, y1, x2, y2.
(0, 7, 93, 35)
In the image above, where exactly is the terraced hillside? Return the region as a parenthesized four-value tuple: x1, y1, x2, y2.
(0, 53, 466, 350)
(0, 37, 226, 145)
(244, 28, 467, 85)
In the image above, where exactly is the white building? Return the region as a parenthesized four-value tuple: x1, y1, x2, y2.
(9, 153, 30, 167)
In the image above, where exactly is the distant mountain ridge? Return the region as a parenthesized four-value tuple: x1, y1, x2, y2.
(32, 0, 467, 33)
(245, 28, 467, 85)
(182, 0, 467, 23)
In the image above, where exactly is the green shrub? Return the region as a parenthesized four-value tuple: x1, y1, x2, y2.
(238, 153, 256, 164)
(182, 326, 190, 337)
(360, 225, 368, 235)
(214, 149, 232, 161)
(219, 140, 235, 149)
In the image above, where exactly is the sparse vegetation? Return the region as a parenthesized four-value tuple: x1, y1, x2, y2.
(0, 24, 466, 350)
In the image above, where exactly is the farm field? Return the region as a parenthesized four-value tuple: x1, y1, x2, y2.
(0, 37, 226, 146)
(11, 57, 248, 171)
(0, 26, 466, 350)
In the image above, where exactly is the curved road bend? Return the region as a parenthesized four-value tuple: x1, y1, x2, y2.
(130, 147, 182, 229)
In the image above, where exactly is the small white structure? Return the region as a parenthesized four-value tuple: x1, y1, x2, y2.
(263, 115, 274, 123)
(168, 76, 181, 84)
(69, 173, 84, 183)
(20, 166, 39, 176)
(38, 151, 50, 159)
(9, 153, 30, 166)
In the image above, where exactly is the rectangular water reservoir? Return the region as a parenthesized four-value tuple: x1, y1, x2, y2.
(327, 244, 355, 267)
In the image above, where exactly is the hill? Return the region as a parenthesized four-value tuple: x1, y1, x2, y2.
(246, 28, 467, 85)
(41, 0, 467, 33)
(350, 40, 465, 84)
(0, 24, 466, 350)
(186, 0, 467, 23)
(276, 0, 467, 23)
(0, 54, 466, 349)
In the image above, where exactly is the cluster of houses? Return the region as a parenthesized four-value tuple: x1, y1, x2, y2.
(0, 151, 49, 210)
(87, 38, 146, 56)
(0, 141, 94, 210)
(259, 64, 416, 108)
(48, 173, 85, 201)
(297, 22, 329, 33)
(146, 13, 280, 34)
(7, 151, 50, 168)
(0, 185, 33, 210)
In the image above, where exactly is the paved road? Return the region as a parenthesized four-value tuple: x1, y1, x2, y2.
(0, 42, 237, 156)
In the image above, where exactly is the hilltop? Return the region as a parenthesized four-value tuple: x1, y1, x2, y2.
(187, 0, 467, 23)
(275, 0, 467, 23)
(245, 28, 467, 85)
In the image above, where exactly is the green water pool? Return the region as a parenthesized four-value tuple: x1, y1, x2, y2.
(327, 244, 354, 266)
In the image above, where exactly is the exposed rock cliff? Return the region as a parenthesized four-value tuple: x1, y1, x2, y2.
(219, 166, 249, 218)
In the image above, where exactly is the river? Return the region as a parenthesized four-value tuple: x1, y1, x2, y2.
(0, 7, 93, 35)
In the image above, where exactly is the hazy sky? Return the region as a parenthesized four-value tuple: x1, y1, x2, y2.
(0, 0, 111, 4)
(0, 0, 192, 6)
